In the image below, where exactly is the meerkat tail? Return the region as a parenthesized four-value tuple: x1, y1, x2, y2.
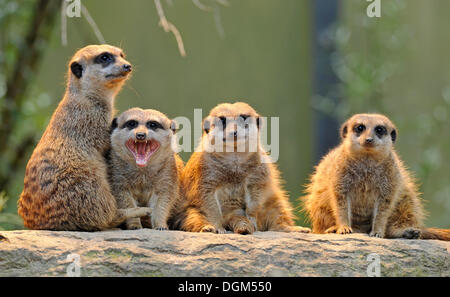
(167, 205, 187, 230)
(420, 228, 450, 241)
(108, 207, 152, 228)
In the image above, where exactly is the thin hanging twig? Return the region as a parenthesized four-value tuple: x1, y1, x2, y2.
(213, 3, 225, 39)
(154, 0, 186, 57)
(192, 0, 212, 11)
(81, 3, 106, 44)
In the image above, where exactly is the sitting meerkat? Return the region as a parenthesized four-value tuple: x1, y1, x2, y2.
(175, 102, 311, 235)
(302, 113, 449, 240)
(18, 45, 151, 231)
(108, 108, 184, 230)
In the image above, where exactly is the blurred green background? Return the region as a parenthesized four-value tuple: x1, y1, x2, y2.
(0, 0, 448, 230)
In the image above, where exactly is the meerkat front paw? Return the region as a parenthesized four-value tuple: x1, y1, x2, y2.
(233, 220, 255, 235)
(126, 218, 143, 230)
(289, 226, 311, 233)
(326, 225, 352, 234)
(216, 227, 227, 234)
(153, 225, 168, 231)
(200, 224, 217, 233)
(369, 230, 385, 238)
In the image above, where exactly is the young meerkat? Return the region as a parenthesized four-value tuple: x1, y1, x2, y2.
(302, 113, 450, 240)
(176, 102, 310, 235)
(18, 45, 151, 231)
(108, 107, 184, 230)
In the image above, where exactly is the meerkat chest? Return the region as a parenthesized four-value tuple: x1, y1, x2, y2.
(130, 185, 152, 206)
(341, 160, 389, 219)
(214, 184, 247, 211)
(128, 172, 154, 206)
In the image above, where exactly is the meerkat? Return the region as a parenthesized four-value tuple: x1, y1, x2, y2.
(107, 107, 184, 230)
(174, 102, 311, 235)
(18, 45, 152, 231)
(302, 113, 450, 240)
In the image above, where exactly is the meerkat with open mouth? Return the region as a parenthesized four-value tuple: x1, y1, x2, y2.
(302, 113, 449, 240)
(18, 45, 152, 231)
(175, 102, 311, 235)
(108, 108, 184, 230)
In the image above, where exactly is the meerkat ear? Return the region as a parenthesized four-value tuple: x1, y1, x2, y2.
(391, 129, 397, 143)
(70, 61, 83, 79)
(110, 118, 118, 132)
(170, 120, 177, 133)
(203, 117, 211, 134)
(340, 122, 348, 139)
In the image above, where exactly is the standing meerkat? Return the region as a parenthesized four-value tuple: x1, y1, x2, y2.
(18, 45, 151, 231)
(302, 113, 450, 240)
(108, 107, 184, 230)
(175, 102, 310, 234)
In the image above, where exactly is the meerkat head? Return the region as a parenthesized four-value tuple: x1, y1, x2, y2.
(340, 113, 397, 158)
(68, 44, 132, 95)
(111, 108, 176, 167)
(201, 102, 261, 153)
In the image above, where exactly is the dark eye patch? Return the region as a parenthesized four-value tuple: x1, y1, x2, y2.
(146, 121, 163, 130)
(353, 124, 366, 135)
(123, 120, 138, 129)
(94, 52, 115, 66)
(375, 125, 387, 138)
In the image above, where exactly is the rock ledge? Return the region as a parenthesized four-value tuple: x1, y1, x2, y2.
(0, 230, 448, 276)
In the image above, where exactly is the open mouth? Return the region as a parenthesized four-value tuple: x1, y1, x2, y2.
(125, 138, 160, 167)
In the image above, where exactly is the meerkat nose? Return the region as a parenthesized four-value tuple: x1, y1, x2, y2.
(365, 138, 374, 144)
(122, 64, 132, 72)
(136, 132, 146, 140)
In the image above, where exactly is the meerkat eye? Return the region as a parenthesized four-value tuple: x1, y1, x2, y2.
(354, 124, 366, 133)
(125, 120, 138, 129)
(375, 125, 387, 137)
(101, 54, 111, 62)
(95, 52, 114, 64)
(146, 121, 163, 130)
(219, 117, 227, 128)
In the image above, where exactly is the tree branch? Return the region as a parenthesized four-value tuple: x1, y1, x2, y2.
(81, 3, 106, 44)
(154, 0, 186, 57)
(0, 0, 60, 190)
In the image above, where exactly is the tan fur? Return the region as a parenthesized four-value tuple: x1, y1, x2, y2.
(302, 113, 450, 240)
(108, 108, 184, 230)
(18, 45, 151, 231)
(176, 102, 310, 234)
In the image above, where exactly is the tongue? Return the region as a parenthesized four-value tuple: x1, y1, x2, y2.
(137, 142, 146, 156)
(136, 142, 147, 166)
